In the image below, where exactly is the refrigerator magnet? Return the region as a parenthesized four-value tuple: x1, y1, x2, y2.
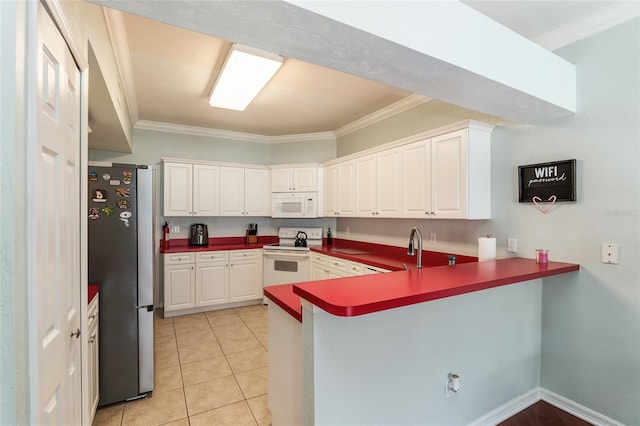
(119, 218, 130, 227)
(109, 179, 121, 186)
(116, 199, 130, 209)
(102, 173, 110, 180)
(116, 188, 130, 197)
(92, 189, 107, 202)
(119, 211, 132, 219)
(88, 171, 98, 181)
(123, 171, 132, 184)
(101, 206, 114, 216)
(89, 207, 99, 220)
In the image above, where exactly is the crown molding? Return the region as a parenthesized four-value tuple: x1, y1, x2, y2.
(103, 7, 139, 124)
(135, 120, 271, 142)
(534, 2, 640, 51)
(334, 94, 431, 138)
(135, 120, 336, 143)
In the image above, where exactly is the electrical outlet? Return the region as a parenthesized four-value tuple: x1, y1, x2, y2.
(445, 373, 460, 399)
(507, 237, 518, 253)
(430, 233, 437, 243)
(172, 226, 180, 234)
(601, 243, 619, 264)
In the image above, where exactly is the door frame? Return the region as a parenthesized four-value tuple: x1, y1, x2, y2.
(26, 0, 89, 424)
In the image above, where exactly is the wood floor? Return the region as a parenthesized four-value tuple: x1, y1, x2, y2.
(499, 401, 593, 426)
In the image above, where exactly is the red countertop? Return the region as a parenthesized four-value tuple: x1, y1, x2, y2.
(88, 283, 99, 304)
(160, 236, 278, 253)
(264, 258, 579, 322)
(313, 238, 478, 271)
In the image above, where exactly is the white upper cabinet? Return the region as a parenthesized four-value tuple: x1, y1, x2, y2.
(324, 120, 493, 220)
(324, 160, 356, 216)
(193, 165, 220, 216)
(164, 162, 219, 216)
(164, 159, 269, 218)
(220, 166, 270, 217)
(402, 139, 431, 217)
(355, 148, 402, 217)
(271, 166, 318, 192)
(164, 162, 193, 216)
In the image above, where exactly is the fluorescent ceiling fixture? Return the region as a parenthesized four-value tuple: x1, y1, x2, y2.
(209, 44, 283, 111)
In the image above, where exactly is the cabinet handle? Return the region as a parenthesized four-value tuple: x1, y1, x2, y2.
(70, 328, 81, 339)
(88, 335, 96, 343)
(89, 314, 96, 320)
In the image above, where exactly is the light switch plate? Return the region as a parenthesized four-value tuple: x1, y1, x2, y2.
(601, 243, 619, 264)
(172, 226, 180, 234)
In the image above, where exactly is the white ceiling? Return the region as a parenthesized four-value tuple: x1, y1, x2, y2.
(89, 0, 633, 152)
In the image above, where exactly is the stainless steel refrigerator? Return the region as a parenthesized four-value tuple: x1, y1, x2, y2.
(88, 164, 154, 406)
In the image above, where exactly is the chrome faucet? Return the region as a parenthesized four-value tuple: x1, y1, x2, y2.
(407, 227, 423, 269)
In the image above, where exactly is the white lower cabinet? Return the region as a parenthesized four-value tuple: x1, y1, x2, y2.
(164, 249, 262, 316)
(229, 250, 263, 302)
(196, 252, 229, 307)
(311, 253, 389, 280)
(88, 294, 99, 424)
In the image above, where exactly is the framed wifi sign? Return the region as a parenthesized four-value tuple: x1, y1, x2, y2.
(518, 159, 576, 203)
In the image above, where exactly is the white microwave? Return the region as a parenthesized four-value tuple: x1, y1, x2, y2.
(272, 192, 318, 218)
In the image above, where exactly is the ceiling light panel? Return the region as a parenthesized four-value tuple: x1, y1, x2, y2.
(209, 44, 283, 111)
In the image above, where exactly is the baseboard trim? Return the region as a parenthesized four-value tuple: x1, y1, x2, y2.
(540, 388, 624, 426)
(468, 387, 623, 426)
(468, 388, 541, 426)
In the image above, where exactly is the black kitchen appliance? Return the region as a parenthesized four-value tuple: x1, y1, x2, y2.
(190, 223, 209, 246)
(294, 231, 308, 247)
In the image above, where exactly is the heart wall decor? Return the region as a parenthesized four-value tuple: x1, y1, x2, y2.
(532, 195, 557, 214)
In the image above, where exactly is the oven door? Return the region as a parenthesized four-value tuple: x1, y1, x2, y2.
(263, 250, 311, 287)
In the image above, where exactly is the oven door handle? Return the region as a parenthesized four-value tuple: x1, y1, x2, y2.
(263, 251, 311, 259)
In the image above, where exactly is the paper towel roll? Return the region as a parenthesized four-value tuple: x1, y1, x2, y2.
(478, 237, 497, 261)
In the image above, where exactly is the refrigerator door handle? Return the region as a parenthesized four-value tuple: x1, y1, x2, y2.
(136, 167, 154, 307)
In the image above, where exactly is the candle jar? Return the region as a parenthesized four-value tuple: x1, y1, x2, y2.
(536, 249, 549, 264)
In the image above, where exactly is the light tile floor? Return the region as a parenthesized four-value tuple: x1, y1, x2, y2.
(92, 305, 271, 426)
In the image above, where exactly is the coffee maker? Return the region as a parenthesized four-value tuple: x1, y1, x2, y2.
(190, 224, 209, 246)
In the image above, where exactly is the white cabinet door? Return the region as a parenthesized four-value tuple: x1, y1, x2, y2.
(164, 162, 193, 216)
(196, 262, 229, 307)
(245, 168, 270, 216)
(229, 251, 262, 302)
(324, 165, 339, 216)
(220, 167, 246, 216)
(193, 164, 220, 216)
(376, 147, 402, 217)
(272, 168, 294, 192)
(272, 167, 317, 192)
(338, 160, 356, 216)
(164, 264, 196, 312)
(355, 154, 377, 217)
(292, 167, 317, 192)
(402, 139, 432, 217)
(431, 130, 467, 219)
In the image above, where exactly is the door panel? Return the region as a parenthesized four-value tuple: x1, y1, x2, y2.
(36, 3, 81, 424)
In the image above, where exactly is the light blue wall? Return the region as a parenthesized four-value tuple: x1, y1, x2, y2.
(332, 18, 640, 424)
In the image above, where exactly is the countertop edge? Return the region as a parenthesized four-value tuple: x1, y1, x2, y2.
(291, 259, 579, 318)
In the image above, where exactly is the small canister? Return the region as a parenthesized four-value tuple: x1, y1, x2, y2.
(536, 249, 549, 264)
(448, 255, 457, 266)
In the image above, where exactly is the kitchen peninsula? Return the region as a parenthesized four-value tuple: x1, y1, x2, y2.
(265, 257, 579, 425)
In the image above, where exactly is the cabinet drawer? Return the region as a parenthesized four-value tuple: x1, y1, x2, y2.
(164, 252, 195, 265)
(311, 253, 328, 266)
(196, 251, 229, 264)
(348, 262, 365, 276)
(230, 249, 260, 261)
(328, 258, 347, 272)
